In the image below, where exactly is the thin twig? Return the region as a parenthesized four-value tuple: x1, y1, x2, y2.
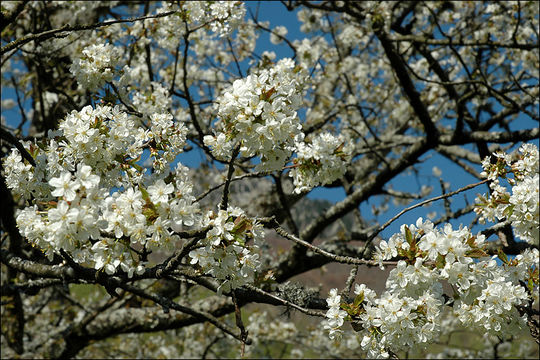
(273, 223, 382, 266)
(273, 173, 299, 236)
(220, 145, 240, 211)
(154, 231, 209, 279)
(244, 284, 325, 317)
(118, 281, 250, 345)
(0, 127, 36, 166)
(194, 170, 270, 203)
(231, 290, 247, 358)
(340, 266, 358, 299)
(367, 179, 489, 242)
(10, 77, 29, 131)
(56, 249, 250, 345)
(108, 82, 143, 118)
(1, 279, 63, 294)
(1, 11, 177, 55)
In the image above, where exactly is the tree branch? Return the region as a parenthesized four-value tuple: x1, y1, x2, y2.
(1, 10, 177, 55)
(367, 179, 489, 242)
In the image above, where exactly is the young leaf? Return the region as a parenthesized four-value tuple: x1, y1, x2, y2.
(497, 249, 509, 264)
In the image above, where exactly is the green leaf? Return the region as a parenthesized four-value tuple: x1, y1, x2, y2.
(232, 216, 252, 234)
(131, 162, 143, 172)
(466, 248, 488, 258)
(404, 225, 413, 245)
(503, 204, 515, 217)
(435, 254, 446, 269)
(139, 184, 157, 213)
(466, 235, 476, 248)
(353, 293, 364, 307)
(497, 249, 509, 264)
(139, 184, 151, 202)
(260, 87, 276, 102)
(233, 234, 245, 247)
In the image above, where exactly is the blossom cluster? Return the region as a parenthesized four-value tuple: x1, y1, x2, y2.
(3, 104, 196, 276)
(70, 42, 121, 91)
(475, 143, 539, 245)
(181, 1, 246, 37)
(132, 82, 173, 119)
(204, 57, 352, 192)
(205, 1, 246, 36)
(269, 25, 288, 45)
(140, 1, 247, 53)
(132, 1, 247, 56)
(189, 206, 264, 293)
(324, 215, 538, 358)
(323, 288, 348, 339)
(290, 132, 353, 193)
(204, 58, 308, 171)
(3, 148, 38, 200)
(146, 112, 187, 172)
(3, 0, 539, 358)
(4, 105, 142, 201)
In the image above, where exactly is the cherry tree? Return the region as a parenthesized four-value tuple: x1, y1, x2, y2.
(1, 1, 538, 358)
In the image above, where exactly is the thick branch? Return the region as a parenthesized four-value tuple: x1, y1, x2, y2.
(440, 128, 539, 145)
(388, 35, 539, 51)
(0, 1, 29, 33)
(374, 25, 439, 144)
(300, 139, 431, 244)
(1, 249, 72, 279)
